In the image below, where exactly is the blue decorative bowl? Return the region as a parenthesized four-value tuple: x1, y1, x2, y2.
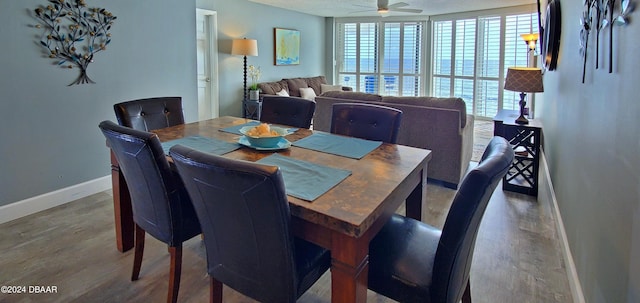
(239, 125, 290, 148)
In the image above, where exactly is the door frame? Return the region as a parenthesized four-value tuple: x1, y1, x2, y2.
(196, 9, 219, 120)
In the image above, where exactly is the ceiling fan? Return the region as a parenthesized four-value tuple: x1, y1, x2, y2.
(353, 0, 423, 15)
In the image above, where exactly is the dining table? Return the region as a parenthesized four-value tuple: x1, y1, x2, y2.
(107, 116, 432, 303)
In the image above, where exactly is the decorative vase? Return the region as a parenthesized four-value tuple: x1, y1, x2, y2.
(249, 90, 260, 101)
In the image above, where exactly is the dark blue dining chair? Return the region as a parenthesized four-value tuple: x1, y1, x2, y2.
(170, 144, 331, 303)
(113, 97, 184, 131)
(367, 136, 514, 303)
(98, 120, 201, 303)
(330, 102, 403, 144)
(260, 95, 316, 129)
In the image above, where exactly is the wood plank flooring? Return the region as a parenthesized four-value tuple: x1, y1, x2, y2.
(0, 177, 572, 303)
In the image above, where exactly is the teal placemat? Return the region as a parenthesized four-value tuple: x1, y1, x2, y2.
(292, 133, 382, 159)
(219, 121, 299, 135)
(219, 121, 261, 135)
(161, 136, 240, 155)
(257, 154, 352, 201)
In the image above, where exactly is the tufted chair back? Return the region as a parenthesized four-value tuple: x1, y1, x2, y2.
(98, 120, 200, 245)
(367, 136, 513, 303)
(170, 145, 330, 303)
(432, 136, 514, 302)
(98, 120, 200, 303)
(114, 97, 184, 131)
(330, 102, 403, 144)
(260, 96, 316, 128)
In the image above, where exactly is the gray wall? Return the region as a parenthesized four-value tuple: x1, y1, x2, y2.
(0, 0, 198, 205)
(537, 1, 640, 302)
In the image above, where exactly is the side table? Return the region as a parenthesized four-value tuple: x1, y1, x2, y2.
(243, 99, 262, 120)
(493, 109, 543, 196)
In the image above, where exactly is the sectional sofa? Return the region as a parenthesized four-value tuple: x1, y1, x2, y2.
(258, 76, 352, 99)
(313, 91, 474, 188)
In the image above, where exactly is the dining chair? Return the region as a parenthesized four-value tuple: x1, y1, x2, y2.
(113, 96, 184, 131)
(98, 120, 201, 303)
(330, 102, 403, 144)
(367, 136, 514, 303)
(170, 145, 331, 303)
(260, 95, 316, 128)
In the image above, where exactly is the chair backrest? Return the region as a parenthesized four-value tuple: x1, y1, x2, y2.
(330, 102, 403, 144)
(114, 97, 184, 131)
(170, 145, 301, 303)
(431, 136, 514, 303)
(99, 120, 186, 245)
(260, 96, 316, 128)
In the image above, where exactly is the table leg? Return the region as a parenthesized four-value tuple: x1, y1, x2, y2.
(406, 165, 427, 221)
(110, 151, 134, 253)
(330, 232, 369, 303)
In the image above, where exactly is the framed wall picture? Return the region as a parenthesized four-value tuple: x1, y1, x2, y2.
(274, 28, 300, 65)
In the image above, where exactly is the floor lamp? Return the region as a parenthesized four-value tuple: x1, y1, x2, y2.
(504, 67, 544, 125)
(231, 38, 258, 101)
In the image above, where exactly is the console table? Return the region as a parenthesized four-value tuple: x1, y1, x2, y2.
(493, 109, 542, 196)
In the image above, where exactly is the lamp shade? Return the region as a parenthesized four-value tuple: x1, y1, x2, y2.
(231, 38, 258, 56)
(504, 67, 544, 93)
(520, 33, 539, 50)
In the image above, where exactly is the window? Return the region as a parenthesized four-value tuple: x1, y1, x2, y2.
(333, 6, 537, 118)
(336, 20, 426, 96)
(431, 8, 538, 118)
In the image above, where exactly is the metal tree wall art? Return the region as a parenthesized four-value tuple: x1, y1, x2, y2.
(580, 0, 634, 82)
(32, 0, 116, 86)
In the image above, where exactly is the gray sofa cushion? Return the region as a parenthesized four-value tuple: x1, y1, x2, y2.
(305, 76, 327, 95)
(260, 77, 354, 97)
(383, 96, 467, 128)
(258, 80, 289, 95)
(284, 78, 309, 97)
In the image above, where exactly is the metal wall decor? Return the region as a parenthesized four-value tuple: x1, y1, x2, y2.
(580, 0, 635, 82)
(32, 0, 116, 86)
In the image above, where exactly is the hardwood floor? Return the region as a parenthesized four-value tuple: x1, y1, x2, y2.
(0, 176, 572, 303)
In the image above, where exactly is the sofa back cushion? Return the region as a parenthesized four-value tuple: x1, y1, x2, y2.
(258, 80, 289, 95)
(284, 78, 309, 97)
(320, 91, 384, 102)
(305, 76, 327, 95)
(383, 96, 467, 128)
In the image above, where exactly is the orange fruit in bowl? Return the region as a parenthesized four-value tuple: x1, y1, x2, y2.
(255, 123, 270, 134)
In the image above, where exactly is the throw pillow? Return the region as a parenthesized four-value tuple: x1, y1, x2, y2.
(320, 84, 343, 94)
(275, 89, 290, 96)
(299, 87, 317, 100)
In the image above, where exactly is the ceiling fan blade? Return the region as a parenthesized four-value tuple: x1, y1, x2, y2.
(351, 8, 377, 14)
(388, 2, 409, 9)
(389, 7, 423, 13)
(352, 4, 373, 8)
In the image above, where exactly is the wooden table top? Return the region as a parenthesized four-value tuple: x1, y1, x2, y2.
(152, 116, 432, 238)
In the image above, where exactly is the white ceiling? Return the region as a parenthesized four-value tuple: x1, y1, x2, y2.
(249, 0, 536, 18)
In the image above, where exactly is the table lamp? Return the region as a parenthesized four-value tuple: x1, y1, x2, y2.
(504, 67, 544, 125)
(231, 38, 258, 101)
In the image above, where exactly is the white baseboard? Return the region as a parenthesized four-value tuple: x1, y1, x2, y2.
(540, 151, 585, 303)
(0, 176, 112, 225)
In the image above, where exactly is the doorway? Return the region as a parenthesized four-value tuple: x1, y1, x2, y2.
(196, 9, 219, 120)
